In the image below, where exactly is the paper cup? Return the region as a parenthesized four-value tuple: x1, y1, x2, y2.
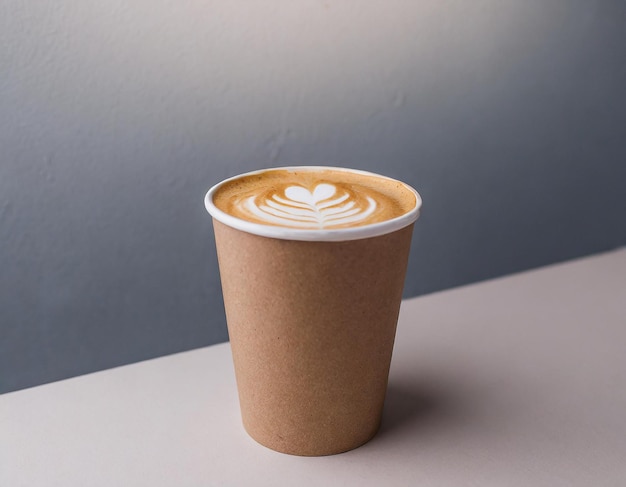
(205, 166, 421, 456)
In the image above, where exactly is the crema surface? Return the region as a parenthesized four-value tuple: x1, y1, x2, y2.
(212, 168, 416, 230)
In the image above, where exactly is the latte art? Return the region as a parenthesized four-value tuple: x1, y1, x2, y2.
(245, 183, 377, 229)
(208, 167, 420, 236)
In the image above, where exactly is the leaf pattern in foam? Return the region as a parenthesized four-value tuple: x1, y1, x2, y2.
(244, 183, 377, 228)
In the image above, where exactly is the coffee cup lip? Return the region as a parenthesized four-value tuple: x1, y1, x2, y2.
(204, 166, 422, 242)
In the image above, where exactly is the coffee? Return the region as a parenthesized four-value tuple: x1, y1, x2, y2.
(212, 168, 416, 230)
(204, 166, 422, 455)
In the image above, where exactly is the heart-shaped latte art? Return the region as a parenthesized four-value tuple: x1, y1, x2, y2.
(284, 184, 336, 206)
(243, 183, 377, 228)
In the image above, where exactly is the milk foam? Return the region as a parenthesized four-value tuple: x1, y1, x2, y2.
(244, 183, 377, 229)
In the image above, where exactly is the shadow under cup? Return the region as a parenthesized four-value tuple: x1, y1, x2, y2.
(205, 167, 421, 456)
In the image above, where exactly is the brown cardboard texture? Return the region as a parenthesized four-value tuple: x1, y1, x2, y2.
(213, 220, 414, 456)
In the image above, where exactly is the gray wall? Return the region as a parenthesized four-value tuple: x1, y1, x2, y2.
(1, 1, 625, 394)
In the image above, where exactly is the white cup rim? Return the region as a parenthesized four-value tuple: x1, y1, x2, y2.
(204, 166, 422, 242)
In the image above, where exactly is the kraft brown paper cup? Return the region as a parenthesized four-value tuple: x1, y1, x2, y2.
(205, 167, 421, 456)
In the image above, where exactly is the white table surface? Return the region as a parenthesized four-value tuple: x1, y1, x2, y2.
(2, 249, 625, 486)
